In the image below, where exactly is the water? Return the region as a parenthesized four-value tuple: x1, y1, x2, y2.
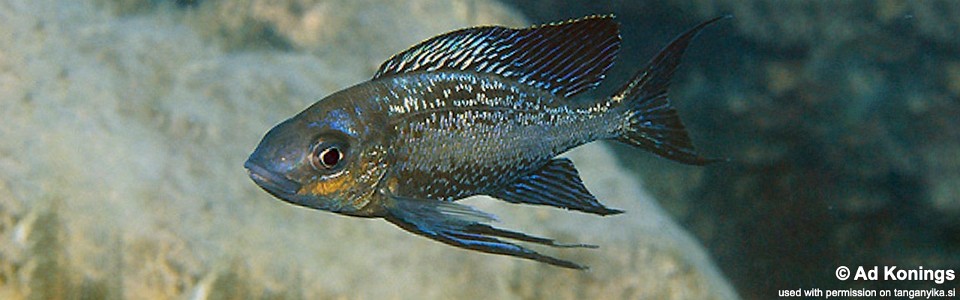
(506, 1, 960, 299)
(1, 0, 957, 299)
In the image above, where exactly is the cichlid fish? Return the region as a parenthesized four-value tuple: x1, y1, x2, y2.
(244, 15, 724, 269)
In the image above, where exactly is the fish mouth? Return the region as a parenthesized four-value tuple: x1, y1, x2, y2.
(244, 159, 302, 197)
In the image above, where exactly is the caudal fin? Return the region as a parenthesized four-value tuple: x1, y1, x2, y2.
(611, 16, 727, 165)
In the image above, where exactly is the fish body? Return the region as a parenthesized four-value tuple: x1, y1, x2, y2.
(382, 71, 612, 201)
(245, 15, 724, 269)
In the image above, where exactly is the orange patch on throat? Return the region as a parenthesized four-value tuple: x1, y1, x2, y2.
(299, 174, 351, 197)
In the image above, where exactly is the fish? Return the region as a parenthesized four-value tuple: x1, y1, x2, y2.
(244, 15, 725, 270)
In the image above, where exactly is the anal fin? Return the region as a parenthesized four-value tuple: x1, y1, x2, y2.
(489, 158, 623, 216)
(384, 195, 593, 270)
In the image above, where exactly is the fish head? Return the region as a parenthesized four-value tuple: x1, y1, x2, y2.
(245, 94, 389, 216)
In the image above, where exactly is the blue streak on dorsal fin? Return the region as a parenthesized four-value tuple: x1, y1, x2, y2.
(488, 158, 623, 216)
(373, 15, 621, 98)
(383, 195, 594, 269)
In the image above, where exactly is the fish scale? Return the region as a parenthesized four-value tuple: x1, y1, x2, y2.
(379, 72, 608, 200)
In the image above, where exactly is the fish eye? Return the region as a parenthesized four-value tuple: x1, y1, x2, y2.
(309, 140, 347, 172)
(320, 147, 341, 167)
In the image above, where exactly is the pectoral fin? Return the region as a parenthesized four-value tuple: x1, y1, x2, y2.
(383, 195, 593, 269)
(489, 158, 623, 215)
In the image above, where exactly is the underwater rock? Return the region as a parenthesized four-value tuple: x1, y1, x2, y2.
(0, 0, 737, 298)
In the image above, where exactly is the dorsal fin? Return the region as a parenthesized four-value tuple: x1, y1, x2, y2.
(373, 15, 621, 98)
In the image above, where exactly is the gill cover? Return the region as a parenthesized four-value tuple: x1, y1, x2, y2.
(246, 99, 388, 214)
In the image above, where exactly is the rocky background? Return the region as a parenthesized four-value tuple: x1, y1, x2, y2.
(503, 1, 960, 299)
(0, 0, 738, 299)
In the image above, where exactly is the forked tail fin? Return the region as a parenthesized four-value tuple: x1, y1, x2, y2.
(611, 16, 728, 165)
